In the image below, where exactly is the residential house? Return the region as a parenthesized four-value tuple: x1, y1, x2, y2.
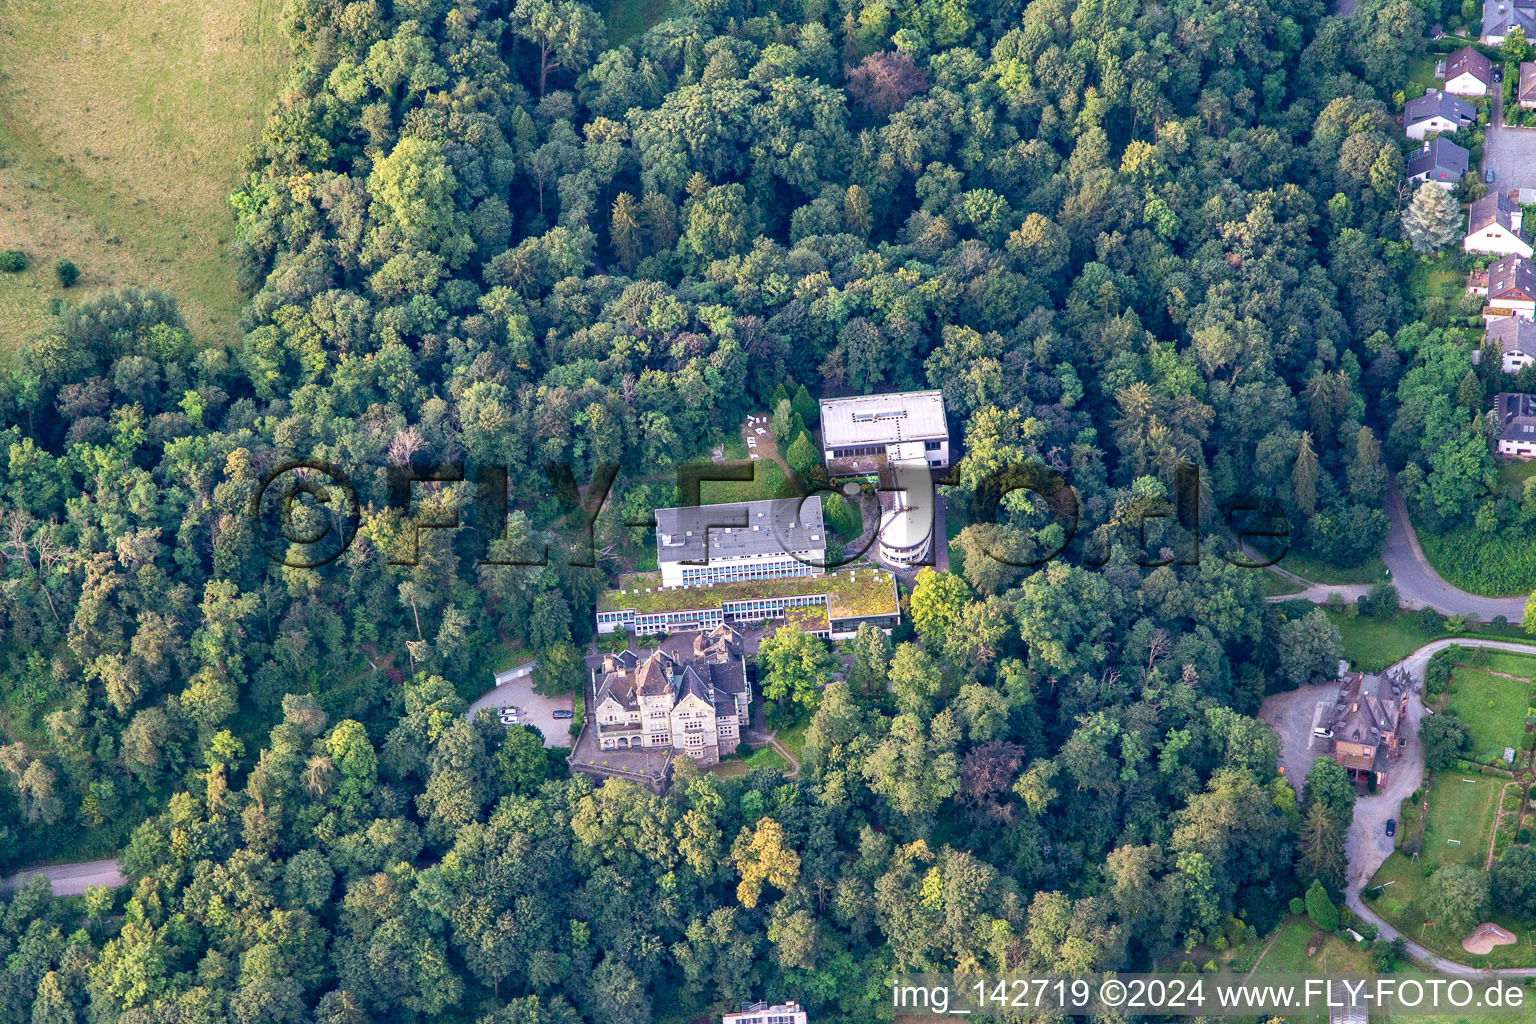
(1316, 666, 1411, 785)
(1404, 89, 1476, 140)
(1444, 46, 1493, 95)
(1485, 316, 1536, 372)
(1522, 61, 1536, 107)
(591, 625, 751, 765)
(723, 1001, 809, 1024)
(819, 389, 950, 477)
(1495, 392, 1536, 457)
(1465, 192, 1534, 257)
(655, 497, 826, 588)
(1406, 136, 1470, 189)
(1480, 254, 1536, 317)
(1484, 0, 1536, 43)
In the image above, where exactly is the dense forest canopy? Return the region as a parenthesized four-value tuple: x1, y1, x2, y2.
(0, 0, 1491, 1019)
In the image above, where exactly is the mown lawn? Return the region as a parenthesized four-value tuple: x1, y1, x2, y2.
(1367, 846, 1536, 969)
(1325, 610, 1442, 672)
(1261, 571, 1306, 597)
(1457, 648, 1536, 679)
(0, 0, 286, 352)
(711, 742, 792, 778)
(1276, 545, 1389, 585)
(1425, 771, 1504, 870)
(1254, 914, 1371, 975)
(1447, 666, 1532, 761)
(1499, 461, 1536, 490)
(1323, 609, 1536, 673)
(697, 454, 795, 504)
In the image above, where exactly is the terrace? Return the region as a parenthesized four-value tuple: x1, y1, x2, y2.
(598, 562, 899, 620)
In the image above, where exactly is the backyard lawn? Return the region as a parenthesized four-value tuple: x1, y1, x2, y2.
(711, 742, 792, 778)
(1422, 771, 1505, 869)
(1447, 666, 1532, 761)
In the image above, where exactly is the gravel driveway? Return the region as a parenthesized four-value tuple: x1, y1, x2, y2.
(466, 677, 574, 748)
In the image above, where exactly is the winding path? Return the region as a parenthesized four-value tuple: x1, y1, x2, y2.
(1, 859, 125, 897)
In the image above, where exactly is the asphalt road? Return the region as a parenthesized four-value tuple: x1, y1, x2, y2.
(1484, 90, 1536, 194)
(1264, 487, 1529, 619)
(1380, 486, 1529, 620)
(2, 859, 126, 897)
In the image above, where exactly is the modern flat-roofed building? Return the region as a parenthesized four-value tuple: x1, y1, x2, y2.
(596, 563, 900, 638)
(723, 1001, 809, 1024)
(655, 497, 825, 588)
(819, 390, 949, 477)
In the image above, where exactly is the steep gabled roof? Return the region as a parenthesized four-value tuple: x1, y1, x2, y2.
(1487, 254, 1536, 299)
(1485, 0, 1536, 39)
(1470, 191, 1521, 234)
(1405, 89, 1476, 127)
(1486, 316, 1536, 357)
(1446, 46, 1493, 86)
(1406, 136, 1469, 182)
(1495, 392, 1536, 444)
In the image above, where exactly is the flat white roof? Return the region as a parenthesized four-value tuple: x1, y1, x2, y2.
(819, 390, 947, 448)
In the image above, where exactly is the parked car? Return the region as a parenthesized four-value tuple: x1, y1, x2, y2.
(1385, 819, 1396, 837)
(1423, 707, 1435, 716)
(552, 709, 574, 719)
(1495, 67, 1504, 83)
(1486, 168, 1496, 184)
(500, 706, 518, 714)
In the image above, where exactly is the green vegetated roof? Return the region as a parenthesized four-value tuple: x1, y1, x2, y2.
(599, 563, 898, 619)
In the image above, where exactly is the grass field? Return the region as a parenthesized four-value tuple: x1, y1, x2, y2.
(1261, 571, 1306, 597)
(1276, 545, 1389, 585)
(1323, 608, 1536, 673)
(1253, 914, 1372, 976)
(1447, 665, 1532, 760)
(1457, 648, 1536, 679)
(0, 0, 286, 354)
(1425, 771, 1505, 869)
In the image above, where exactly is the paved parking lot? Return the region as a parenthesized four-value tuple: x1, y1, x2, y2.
(1258, 681, 1337, 781)
(1484, 94, 1536, 192)
(466, 677, 574, 748)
